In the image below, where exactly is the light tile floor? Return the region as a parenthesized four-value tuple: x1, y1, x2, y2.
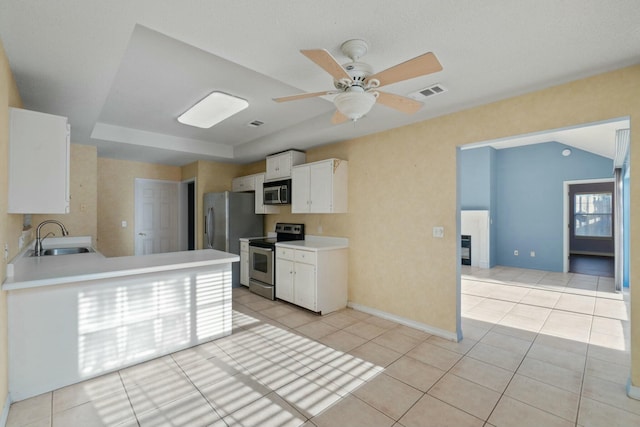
(6, 265, 639, 427)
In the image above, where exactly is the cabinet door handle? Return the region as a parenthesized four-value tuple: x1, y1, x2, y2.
(138, 233, 146, 236)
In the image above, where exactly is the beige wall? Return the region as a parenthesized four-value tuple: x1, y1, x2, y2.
(0, 39, 23, 414)
(32, 144, 98, 243)
(237, 159, 266, 176)
(1, 41, 639, 403)
(97, 157, 246, 257)
(181, 160, 248, 249)
(97, 157, 181, 257)
(266, 66, 640, 386)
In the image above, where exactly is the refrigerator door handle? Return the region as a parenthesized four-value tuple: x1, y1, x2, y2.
(205, 210, 210, 248)
(207, 207, 215, 248)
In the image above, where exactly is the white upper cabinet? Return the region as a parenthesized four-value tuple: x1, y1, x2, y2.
(231, 174, 256, 192)
(292, 159, 348, 214)
(232, 173, 279, 214)
(265, 150, 306, 181)
(8, 108, 70, 214)
(254, 173, 280, 214)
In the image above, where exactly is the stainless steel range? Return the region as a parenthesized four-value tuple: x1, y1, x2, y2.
(248, 223, 304, 300)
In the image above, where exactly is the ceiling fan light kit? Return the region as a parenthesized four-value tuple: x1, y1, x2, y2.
(334, 88, 378, 121)
(274, 39, 443, 124)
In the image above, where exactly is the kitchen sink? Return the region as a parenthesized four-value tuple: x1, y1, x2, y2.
(31, 247, 94, 256)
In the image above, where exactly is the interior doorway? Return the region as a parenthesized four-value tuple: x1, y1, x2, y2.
(179, 178, 197, 251)
(566, 180, 615, 277)
(563, 178, 615, 277)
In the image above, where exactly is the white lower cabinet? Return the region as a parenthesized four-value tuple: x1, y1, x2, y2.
(293, 261, 316, 311)
(275, 257, 294, 302)
(240, 240, 249, 286)
(275, 245, 347, 314)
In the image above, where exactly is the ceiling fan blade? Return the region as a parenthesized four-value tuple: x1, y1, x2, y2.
(331, 110, 349, 124)
(301, 49, 352, 81)
(367, 52, 442, 88)
(273, 91, 333, 103)
(375, 91, 423, 114)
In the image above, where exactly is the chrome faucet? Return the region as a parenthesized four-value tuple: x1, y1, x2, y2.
(34, 220, 69, 256)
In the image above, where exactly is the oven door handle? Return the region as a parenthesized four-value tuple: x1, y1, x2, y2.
(251, 246, 273, 252)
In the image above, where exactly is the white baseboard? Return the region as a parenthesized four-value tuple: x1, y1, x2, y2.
(0, 393, 11, 427)
(628, 378, 640, 401)
(347, 302, 459, 342)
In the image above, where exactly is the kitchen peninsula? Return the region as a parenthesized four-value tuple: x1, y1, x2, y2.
(3, 237, 239, 401)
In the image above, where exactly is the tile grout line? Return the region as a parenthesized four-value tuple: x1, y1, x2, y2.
(464, 275, 594, 425)
(573, 313, 595, 427)
(478, 314, 538, 425)
(49, 390, 53, 427)
(169, 352, 229, 426)
(117, 371, 141, 427)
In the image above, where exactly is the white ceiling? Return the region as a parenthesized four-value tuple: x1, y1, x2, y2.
(462, 118, 630, 159)
(1, 1, 639, 166)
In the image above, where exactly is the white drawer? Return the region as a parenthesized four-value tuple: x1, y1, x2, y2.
(240, 241, 249, 252)
(276, 247, 295, 260)
(295, 249, 316, 264)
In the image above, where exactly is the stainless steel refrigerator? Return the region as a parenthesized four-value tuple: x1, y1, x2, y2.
(203, 191, 263, 287)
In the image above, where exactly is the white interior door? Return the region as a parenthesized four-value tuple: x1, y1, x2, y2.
(135, 179, 179, 255)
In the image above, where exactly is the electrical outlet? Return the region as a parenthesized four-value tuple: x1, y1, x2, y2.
(514, 250, 519, 256)
(4, 243, 8, 261)
(530, 251, 536, 257)
(433, 226, 444, 238)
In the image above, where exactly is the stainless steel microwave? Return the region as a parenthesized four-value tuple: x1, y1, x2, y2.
(263, 179, 291, 205)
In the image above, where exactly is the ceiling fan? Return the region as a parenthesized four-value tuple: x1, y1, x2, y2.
(274, 39, 443, 124)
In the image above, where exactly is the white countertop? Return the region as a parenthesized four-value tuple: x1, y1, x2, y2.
(239, 236, 266, 242)
(4, 236, 239, 291)
(275, 235, 348, 251)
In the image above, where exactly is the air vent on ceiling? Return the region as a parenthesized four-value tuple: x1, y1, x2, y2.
(409, 83, 447, 101)
(248, 120, 264, 128)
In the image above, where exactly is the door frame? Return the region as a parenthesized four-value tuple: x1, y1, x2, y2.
(562, 177, 615, 273)
(178, 178, 197, 251)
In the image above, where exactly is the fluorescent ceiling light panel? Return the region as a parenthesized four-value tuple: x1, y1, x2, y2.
(178, 91, 249, 128)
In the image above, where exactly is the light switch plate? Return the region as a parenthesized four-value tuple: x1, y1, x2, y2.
(433, 226, 444, 238)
